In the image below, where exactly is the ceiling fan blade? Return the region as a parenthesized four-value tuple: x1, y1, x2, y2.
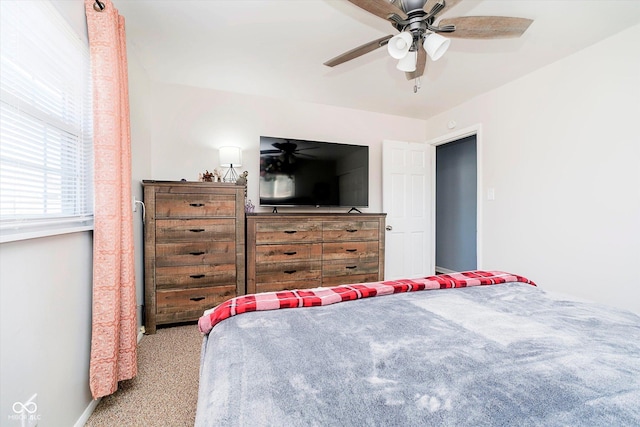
(348, 0, 407, 21)
(405, 44, 427, 80)
(423, 0, 462, 17)
(439, 16, 533, 39)
(324, 35, 393, 67)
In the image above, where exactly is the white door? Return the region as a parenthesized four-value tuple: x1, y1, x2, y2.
(382, 140, 432, 280)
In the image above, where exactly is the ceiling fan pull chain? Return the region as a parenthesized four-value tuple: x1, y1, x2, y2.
(413, 76, 421, 93)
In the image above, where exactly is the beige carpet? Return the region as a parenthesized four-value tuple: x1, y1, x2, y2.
(85, 323, 202, 426)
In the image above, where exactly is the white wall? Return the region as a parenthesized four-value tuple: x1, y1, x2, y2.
(425, 24, 640, 314)
(0, 232, 94, 426)
(146, 84, 427, 213)
(128, 43, 153, 328)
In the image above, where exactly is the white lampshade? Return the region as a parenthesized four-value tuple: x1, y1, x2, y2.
(387, 32, 413, 59)
(423, 32, 450, 61)
(396, 50, 417, 72)
(219, 146, 242, 167)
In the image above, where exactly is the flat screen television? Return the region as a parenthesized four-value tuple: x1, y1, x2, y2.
(259, 136, 369, 208)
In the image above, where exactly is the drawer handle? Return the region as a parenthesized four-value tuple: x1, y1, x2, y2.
(189, 203, 205, 207)
(284, 270, 297, 274)
(190, 274, 205, 279)
(284, 230, 297, 234)
(283, 251, 297, 256)
(190, 296, 205, 302)
(345, 249, 357, 252)
(189, 251, 205, 256)
(345, 265, 357, 270)
(189, 229, 206, 233)
(346, 229, 358, 233)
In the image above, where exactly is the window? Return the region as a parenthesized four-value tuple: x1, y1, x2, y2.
(0, 0, 93, 242)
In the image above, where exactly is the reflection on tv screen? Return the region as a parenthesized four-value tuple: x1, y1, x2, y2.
(259, 136, 369, 208)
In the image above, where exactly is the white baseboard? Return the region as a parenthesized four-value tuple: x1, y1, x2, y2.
(74, 398, 101, 427)
(74, 328, 145, 427)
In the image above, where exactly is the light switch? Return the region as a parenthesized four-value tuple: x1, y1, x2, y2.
(487, 188, 495, 201)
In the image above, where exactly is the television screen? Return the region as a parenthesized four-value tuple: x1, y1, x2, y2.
(259, 136, 369, 207)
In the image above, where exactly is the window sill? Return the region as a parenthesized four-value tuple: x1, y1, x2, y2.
(0, 221, 94, 244)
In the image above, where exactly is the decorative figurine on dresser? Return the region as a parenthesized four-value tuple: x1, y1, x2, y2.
(142, 180, 246, 333)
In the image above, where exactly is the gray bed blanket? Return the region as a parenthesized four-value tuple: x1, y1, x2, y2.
(195, 282, 640, 426)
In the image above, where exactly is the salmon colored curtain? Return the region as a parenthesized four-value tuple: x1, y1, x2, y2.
(85, 0, 137, 399)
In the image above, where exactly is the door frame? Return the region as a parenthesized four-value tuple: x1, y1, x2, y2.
(427, 123, 483, 272)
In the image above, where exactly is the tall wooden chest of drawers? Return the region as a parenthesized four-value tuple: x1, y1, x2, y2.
(143, 181, 245, 333)
(246, 213, 386, 294)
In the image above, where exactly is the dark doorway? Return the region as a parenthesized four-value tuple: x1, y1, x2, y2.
(435, 135, 477, 272)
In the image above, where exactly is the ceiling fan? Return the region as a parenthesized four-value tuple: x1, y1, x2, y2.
(324, 0, 533, 89)
(261, 141, 317, 164)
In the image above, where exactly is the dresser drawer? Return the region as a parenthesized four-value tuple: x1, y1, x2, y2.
(322, 241, 379, 261)
(322, 259, 379, 278)
(155, 264, 236, 290)
(156, 192, 237, 218)
(255, 279, 322, 293)
(255, 221, 322, 244)
(255, 243, 321, 263)
(322, 220, 381, 241)
(156, 241, 235, 267)
(255, 260, 322, 283)
(156, 285, 236, 324)
(322, 273, 380, 287)
(156, 219, 234, 242)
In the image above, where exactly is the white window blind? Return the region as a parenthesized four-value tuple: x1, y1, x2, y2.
(0, 0, 93, 242)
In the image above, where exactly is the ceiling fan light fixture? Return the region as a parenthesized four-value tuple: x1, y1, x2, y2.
(396, 50, 417, 72)
(423, 32, 450, 61)
(387, 31, 413, 59)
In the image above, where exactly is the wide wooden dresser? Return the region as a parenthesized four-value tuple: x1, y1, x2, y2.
(142, 181, 245, 333)
(246, 213, 386, 294)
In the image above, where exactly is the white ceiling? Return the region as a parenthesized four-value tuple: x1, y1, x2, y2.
(114, 0, 640, 120)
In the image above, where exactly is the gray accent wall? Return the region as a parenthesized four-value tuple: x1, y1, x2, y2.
(436, 135, 477, 272)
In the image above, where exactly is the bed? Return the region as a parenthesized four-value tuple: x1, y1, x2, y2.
(195, 271, 640, 426)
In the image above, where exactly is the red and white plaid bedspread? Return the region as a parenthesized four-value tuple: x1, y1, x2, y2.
(198, 270, 535, 334)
